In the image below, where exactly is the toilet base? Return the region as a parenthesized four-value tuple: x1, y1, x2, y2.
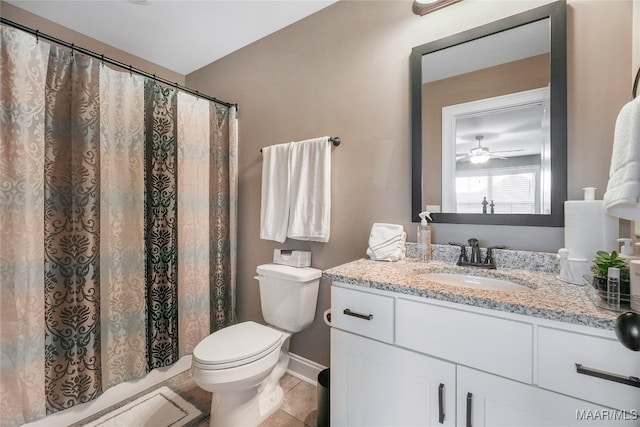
(209, 384, 283, 427)
(208, 338, 291, 427)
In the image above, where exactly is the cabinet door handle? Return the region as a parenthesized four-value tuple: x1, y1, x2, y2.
(343, 308, 373, 320)
(466, 392, 473, 427)
(438, 383, 445, 424)
(575, 363, 640, 388)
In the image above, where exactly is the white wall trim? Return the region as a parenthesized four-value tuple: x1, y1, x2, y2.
(286, 351, 327, 385)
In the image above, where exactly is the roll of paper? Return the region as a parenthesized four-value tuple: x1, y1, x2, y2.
(564, 200, 618, 263)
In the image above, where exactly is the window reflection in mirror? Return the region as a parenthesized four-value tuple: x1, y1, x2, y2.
(442, 88, 551, 215)
(424, 17, 550, 214)
(411, 1, 566, 226)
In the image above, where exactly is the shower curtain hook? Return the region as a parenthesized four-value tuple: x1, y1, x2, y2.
(101, 54, 105, 68)
(35, 29, 39, 44)
(129, 65, 133, 77)
(70, 43, 75, 59)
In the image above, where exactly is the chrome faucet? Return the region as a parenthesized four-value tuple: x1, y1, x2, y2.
(448, 240, 505, 269)
(468, 238, 481, 264)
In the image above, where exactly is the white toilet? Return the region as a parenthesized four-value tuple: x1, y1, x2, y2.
(191, 263, 322, 427)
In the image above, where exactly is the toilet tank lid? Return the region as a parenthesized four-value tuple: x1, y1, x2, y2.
(256, 263, 322, 282)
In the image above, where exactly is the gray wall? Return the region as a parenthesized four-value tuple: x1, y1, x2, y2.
(187, 0, 633, 368)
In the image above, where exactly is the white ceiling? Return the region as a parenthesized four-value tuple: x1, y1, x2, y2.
(5, 0, 338, 75)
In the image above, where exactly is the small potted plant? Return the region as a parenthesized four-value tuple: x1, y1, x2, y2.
(590, 251, 630, 303)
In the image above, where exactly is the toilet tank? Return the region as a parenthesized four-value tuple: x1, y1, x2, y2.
(256, 264, 322, 332)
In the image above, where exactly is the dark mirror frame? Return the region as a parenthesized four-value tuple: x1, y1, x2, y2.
(411, 1, 567, 225)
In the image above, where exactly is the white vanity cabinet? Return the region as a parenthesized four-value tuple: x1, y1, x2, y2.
(330, 282, 640, 427)
(330, 285, 456, 426)
(456, 365, 616, 426)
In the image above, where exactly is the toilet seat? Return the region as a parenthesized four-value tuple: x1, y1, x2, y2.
(193, 321, 284, 370)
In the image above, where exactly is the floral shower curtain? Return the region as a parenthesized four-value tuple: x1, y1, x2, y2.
(0, 25, 237, 427)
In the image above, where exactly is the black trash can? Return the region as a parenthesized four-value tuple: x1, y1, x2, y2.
(317, 368, 330, 427)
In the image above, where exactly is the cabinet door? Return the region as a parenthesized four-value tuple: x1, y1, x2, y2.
(457, 366, 639, 427)
(331, 328, 456, 427)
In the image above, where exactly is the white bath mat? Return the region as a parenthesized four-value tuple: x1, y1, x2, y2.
(83, 385, 202, 427)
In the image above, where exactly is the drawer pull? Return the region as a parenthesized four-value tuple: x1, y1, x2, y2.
(466, 392, 473, 427)
(575, 363, 640, 388)
(438, 383, 445, 424)
(343, 308, 373, 320)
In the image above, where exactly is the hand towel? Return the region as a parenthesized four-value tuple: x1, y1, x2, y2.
(287, 137, 331, 242)
(260, 142, 291, 243)
(366, 223, 406, 262)
(603, 95, 640, 220)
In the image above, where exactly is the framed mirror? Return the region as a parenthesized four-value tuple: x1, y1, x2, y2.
(411, 1, 566, 226)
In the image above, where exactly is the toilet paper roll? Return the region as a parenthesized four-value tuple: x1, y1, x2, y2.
(323, 309, 332, 327)
(565, 200, 618, 262)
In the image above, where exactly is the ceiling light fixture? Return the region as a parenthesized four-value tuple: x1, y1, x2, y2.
(130, 0, 151, 5)
(469, 152, 490, 164)
(413, 0, 462, 16)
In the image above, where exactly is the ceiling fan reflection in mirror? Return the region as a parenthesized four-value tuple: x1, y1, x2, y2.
(456, 135, 524, 164)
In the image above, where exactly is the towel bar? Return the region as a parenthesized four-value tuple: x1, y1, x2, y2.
(260, 137, 341, 153)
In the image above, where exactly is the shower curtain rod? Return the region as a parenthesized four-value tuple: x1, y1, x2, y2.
(0, 17, 237, 110)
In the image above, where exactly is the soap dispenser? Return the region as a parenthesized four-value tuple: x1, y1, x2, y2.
(417, 212, 432, 262)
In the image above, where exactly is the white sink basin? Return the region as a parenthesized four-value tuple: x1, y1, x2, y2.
(421, 273, 525, 291)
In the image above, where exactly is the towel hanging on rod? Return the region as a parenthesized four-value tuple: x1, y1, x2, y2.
(260, 136, 341, 153)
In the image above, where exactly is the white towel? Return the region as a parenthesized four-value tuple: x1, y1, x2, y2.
(287, 137, 331, 242)
(603, 95, 640, 220)
(366, 223, 406, 262)
(260, 142, 291, 243)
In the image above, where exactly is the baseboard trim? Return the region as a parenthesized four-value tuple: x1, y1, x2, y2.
(286, 352, 327, 385)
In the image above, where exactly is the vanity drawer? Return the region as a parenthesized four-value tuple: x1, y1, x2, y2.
(396, 298, 534, 383)
(537, 326, 640, 411)
(331, 284, 394, 343)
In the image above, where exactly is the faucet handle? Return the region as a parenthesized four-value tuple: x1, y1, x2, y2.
(485, 245, 506, 265)
(448, 242, 468, 263)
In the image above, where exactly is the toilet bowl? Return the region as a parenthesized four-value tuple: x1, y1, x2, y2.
(192, 321, 290, 426)
(191, 263, 321, 427)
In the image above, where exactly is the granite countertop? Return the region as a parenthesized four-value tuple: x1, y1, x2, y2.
(323, 257, 620, 330)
